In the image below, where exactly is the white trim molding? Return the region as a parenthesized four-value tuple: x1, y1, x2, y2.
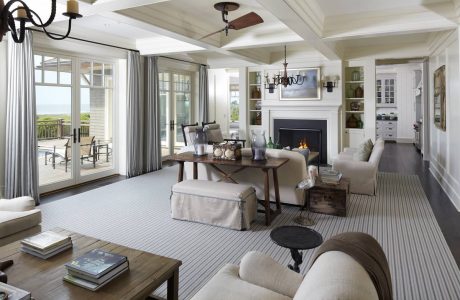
(261, 102, 341, 164)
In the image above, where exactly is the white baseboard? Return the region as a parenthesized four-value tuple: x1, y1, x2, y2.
(429, 159, 460, 212)
(397, 138, 414, 143)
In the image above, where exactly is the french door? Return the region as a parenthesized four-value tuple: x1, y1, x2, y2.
(159, 71, 193, 158)
(35, 53, 116, 193)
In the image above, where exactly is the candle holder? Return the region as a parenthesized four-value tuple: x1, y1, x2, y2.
(251, 130, 267, 161)
(193, 127, 208, 156)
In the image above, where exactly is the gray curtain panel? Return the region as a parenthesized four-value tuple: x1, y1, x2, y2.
(5, 31, 39, 204)
(199, 65, 209, 123)
(126, 51, 144, 178)
(145, 56, 162, 172)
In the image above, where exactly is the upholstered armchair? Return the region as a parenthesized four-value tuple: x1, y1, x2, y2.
(0, 196, 42, 246)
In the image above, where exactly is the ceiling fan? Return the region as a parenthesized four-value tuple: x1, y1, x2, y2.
(200, 2, 264, 39)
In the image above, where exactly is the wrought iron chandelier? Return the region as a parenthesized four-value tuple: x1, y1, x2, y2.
(264, 45, 304, 93)
(0, 0, 82, 43)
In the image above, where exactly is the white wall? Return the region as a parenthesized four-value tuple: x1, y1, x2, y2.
(208, 69, 230, 132)
(0, 40, 7, 197)
(429, 29, 460, 210)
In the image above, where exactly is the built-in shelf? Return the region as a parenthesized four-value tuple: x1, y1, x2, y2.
(345, 80, 364, 84)
(248, 70, 262, 126)
(345, 111, 364, 113)
(345, 98, 364, 100)
(344, 66, 365, 131)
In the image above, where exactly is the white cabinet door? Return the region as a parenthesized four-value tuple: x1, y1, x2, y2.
(344, 129, 365, 148)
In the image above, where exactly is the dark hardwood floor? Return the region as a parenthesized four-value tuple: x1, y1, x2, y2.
(41, 144, 460, 267)
(379, 142, 460, 267)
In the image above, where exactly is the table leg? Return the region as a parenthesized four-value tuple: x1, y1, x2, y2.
(178, 162, 184, 182)
(288, 249, 303, 273)
(193, 162, 198, 179)
(263, 168, 271, 225)
(167, 269, 179, 300)
(273, 168, 281, 211)
(106, 144, 109, 162)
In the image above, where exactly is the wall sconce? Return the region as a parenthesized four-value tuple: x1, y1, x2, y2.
(322, 75, 340, 92)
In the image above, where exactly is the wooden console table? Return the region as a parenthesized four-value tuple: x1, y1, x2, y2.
(171, 152, 289, 225)
(0, 228, 182, 300)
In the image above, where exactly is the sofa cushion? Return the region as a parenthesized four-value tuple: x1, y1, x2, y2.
(239, 251, 303, 298)
(0, 209, 42, 239)
(191, 264, 292, 300)
(353, 139, 374, 161)
(293, 251, 378, 300)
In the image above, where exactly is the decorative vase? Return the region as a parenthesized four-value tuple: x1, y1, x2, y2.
(251, 130, 267, 161)
(352, 70, 361, 81)
(193, 127, 208, 156)
(346, 114, 358, 128)
(354, 86, 364, 98)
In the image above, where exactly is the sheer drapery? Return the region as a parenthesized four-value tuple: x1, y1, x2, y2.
(5, 31, 39, 203)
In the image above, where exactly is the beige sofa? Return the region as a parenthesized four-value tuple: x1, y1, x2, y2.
(191, 250, 378, 300)
(332, 138, 385, 195)
(0, 196, 42, 246)
(181, 148, 309, 206)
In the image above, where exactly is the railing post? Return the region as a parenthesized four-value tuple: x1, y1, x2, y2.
(58, 118, 63, 139)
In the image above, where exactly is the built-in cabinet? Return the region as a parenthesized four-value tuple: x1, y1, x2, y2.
(344, 66, 365, 129)
(248, 70, 262, 127)
(376, 73, 398, 141)
(376, 74, 397, 107)
(376, 120, 397, 140)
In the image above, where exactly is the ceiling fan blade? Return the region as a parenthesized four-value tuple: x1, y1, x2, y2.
(199, 28, 226, 40)
(228, 12, 264, 30)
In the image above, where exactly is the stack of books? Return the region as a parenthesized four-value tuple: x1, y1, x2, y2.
(0, 282, 31, 300)
(21, 231, 72, 259)
(63, 249, 129, 291)
(320, 169, 342, 185)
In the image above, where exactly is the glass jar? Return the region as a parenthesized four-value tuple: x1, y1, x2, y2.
(193, 127, 208, 156)
(352, 70, 361, 81)
(251, 130, 267, 161)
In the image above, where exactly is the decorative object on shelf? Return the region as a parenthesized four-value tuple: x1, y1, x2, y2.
(352, 70, 361, 81)
(0, 0, 83, 43)
(255, 72, 261, 84)
(322, 75, 340, 92)
(251, 130, 266, 161)
(357, 117, 363, 129)
(251, 86, 261, 99)
(200, 2, 263, 38)
(354, 85, 364, 98)
(433, 65, 446, 131)
(255, 111, 261, 125)
(350, 101, 360, 111)
(254, 100, 262, 110)
(264, 45, 310, 94)
(212, 142, 242, 160)
(193, 127, 208, 156)
(346, 114, 358, 128)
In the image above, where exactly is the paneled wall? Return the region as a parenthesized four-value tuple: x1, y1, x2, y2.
(429, 29, 460, 210)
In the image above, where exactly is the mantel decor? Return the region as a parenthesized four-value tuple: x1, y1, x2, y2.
(280, 67, 321, 100)
(433, 65, 446, 131)
(0, 0, 82, 43)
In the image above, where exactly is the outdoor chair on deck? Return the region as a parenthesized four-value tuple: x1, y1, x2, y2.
(202, 121, 246, 147)
(44, 136, 96, 172)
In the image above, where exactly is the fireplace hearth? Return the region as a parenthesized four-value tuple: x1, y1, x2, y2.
(274, 119, 327, 164)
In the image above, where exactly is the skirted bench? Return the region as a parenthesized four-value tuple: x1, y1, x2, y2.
(170, 180, 257, 230)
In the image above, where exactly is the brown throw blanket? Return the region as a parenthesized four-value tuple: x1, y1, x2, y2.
(311, 232, 393, 300)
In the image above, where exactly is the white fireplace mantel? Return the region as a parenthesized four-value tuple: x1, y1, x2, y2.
(261, 102, 342, 164)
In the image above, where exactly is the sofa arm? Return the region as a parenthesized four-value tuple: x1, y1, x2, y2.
(239, 251, 303, 298)
(0, 196, 36, 212)
(332, 159, 375, 178)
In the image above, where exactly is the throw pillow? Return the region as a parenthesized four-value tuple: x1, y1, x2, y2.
(353, 139, 374, 161)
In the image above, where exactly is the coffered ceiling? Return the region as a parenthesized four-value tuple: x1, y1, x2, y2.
(26, 0, 460, 64)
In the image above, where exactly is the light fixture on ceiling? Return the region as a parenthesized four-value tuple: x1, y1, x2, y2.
(322, 75, 340, 92)
(0, 0, 82, 43)
(264, 45, 304, 93)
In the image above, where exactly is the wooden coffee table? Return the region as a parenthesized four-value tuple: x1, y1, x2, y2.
(0, 228, 182, 300)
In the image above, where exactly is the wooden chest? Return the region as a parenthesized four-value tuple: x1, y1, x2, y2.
(308, 178, 349, 217)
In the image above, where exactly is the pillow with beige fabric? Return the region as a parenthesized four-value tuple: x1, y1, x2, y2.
(353, 139, 374, 161)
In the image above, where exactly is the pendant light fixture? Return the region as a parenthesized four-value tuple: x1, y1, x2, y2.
(264, 45, 304, 93)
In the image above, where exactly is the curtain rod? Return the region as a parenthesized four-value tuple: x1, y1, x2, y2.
(27, 28, 140, 53)
(159, 55, 207, 67)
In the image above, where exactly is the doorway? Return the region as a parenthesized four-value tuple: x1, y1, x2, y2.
(159, 71, 193, 158)
(35, 53, 116, 193)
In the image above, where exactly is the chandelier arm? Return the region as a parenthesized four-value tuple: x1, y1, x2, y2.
(7, 17, 25, 43)
(39, 17, 72, 40)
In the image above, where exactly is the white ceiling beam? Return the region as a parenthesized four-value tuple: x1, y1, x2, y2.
(256, 0, 341, 60)
(99, 11, 270, 64)
(57, 0, 172, 15)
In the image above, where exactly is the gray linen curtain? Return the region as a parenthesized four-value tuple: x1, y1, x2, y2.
(145, 56, 162, 172)
(199, 65, 209, 123)
(126, 51, 144, 178)
(5, 31, 39, 204)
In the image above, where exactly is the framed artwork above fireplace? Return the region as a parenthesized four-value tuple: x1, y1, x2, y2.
(280, 68, 321, 100)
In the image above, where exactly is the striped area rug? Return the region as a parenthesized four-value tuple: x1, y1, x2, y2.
(41, 165, 460, 299)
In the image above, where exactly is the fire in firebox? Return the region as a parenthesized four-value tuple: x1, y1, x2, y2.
(298, 138, 308, 149)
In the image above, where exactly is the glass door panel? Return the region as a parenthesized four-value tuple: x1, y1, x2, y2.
(173, 73, 191, 149)
(79, 61, 114, 179)
(160, 72, 171, 157)
(35, 54, 74, 187)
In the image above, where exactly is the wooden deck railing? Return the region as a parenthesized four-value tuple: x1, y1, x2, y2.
(37, 119, 90, 140)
